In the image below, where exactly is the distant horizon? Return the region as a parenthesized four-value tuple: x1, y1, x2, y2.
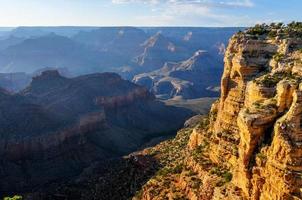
(0, 26, 248, 28)
(0, 23, 297, 29)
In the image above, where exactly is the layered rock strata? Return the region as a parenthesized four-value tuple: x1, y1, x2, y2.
(135, 23, 302, 200)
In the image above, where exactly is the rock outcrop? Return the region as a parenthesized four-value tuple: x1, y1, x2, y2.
(132, 23, 302, 200)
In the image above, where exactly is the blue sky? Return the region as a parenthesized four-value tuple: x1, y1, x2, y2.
(0, 0, 301, 27)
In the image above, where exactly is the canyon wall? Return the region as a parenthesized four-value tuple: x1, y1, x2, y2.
(136, 23, 302, 200)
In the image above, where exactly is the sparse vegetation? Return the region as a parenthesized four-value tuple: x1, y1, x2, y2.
(4, 196, 22, 200)
(216, 130, 239, 144)
(285, 21, 302, 37)
(191, 177, 202, 189)
(273, 52, 285, 62)
(267, 30, 277, 39)
(253, 100, 277, 110)
(253, 72, 297, 88)
(187, 169, 198, 177)
(231, 144, 239, 157)
(191, 140, 211, 165)
(222, 171, 233, 183)
(246, 24, 269, 36)
(209, 103, 219, 122)
(256, 152, 267, 161)
(245, 22, 302, 39)
(259, 74, 279, 87)
(253, 101, 261, 108)
(210, 166, 233, 186)
(196, 116, 210, 130)
(172, 163, 184, 174)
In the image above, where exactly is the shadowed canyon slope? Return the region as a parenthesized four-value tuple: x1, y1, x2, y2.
(0, 70, 192, 195)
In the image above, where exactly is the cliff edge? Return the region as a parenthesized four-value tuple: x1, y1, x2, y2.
(134, 22, 302, 200)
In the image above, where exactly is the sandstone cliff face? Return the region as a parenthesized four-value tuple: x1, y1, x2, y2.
(134, 23, 302, 200)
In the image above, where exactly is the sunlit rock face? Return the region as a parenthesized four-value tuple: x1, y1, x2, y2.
(133, 23, 302, 200)
(209, 24, 302, 200)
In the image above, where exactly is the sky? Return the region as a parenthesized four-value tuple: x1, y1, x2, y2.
(0, 0, 301, 27)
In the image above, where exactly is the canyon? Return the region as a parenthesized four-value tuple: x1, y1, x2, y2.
(2, 23, 302, 200)
(43, 23, 302, 200)
(0, 70, 191, 196)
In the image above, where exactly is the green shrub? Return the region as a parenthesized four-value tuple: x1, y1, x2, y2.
(232, 145, 238, 156)
(261, 75, 278, 87)
(4, 196, 22, 200)
(288, 21, 302, 28)
(187, 170, 198, 176)
(256, 152, 267, 161)
(191, 178, 202, 189)
(245, 22, 302, 39)
(273, 52, 285, 62)
(253, 101, 261, 108)
(210, 167, 222, 176)
(247, 24, 269, 36)
(172, 164, 183, 174)
(222, 171, 233, 183)
(254, 72, 299, 88)
(210, 167, 233, 184)
(156, 168, 171, 176)
(192, 141, 210, 162)
(267, 30, 277, 38)
(198, 116, 210, 130)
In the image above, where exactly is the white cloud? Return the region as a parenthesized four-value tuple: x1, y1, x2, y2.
(219, 0, 254, 8)
(112, 0, 160, 4)
(112, 0, 254, 8)
(112, 0, 256, 26)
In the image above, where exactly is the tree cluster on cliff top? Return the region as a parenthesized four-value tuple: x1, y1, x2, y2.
(245, 21, 302, 38)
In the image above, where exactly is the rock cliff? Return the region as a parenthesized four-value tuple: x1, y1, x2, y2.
(132, 23, 302, 200)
